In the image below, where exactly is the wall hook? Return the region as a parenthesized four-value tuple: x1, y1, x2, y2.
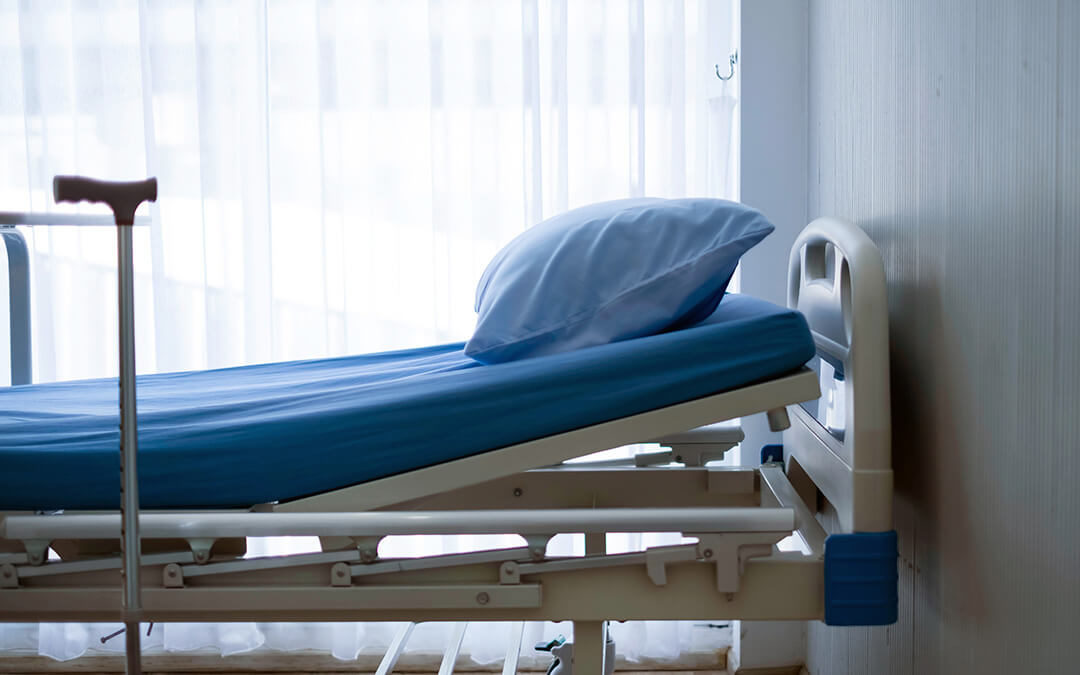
(715, 49, 738, 81)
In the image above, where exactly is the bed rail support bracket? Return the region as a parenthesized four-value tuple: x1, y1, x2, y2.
(1, 225, 31, 385)
(644, 546, 700, 585)
(22, 539, 49, 566)
(523, 534, 552, 560)
(186, 538, 216, 564)
(692, 532, 789, 594)
(351, 536, 383, 562)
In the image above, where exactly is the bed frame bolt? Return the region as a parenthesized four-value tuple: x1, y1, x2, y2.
(513, 487, 523, 497)
(476, 591, 490, 605)
(702, 548, 713, 559)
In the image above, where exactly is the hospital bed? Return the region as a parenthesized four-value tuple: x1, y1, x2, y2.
(0, 177, 896, 674)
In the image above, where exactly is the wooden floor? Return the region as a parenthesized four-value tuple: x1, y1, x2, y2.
(0, 637, 733, 675)
(1, 667, 727, 675)
(0, 652, 730, 675)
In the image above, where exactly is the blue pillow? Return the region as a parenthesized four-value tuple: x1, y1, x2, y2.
(465, 198, 775, 364)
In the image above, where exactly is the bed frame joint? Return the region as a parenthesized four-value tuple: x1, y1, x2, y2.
(0, 562, 18, 588)
(330, 561, 352, 586)
(522, 534, 551, 561)
(186, 538, 216, 564)
(21, 539, 50, 566)
(162, 563, 184, 588)
(644, 545, 699, 585)
(352, 536, 383, 563)
(499, 560, 521, 584)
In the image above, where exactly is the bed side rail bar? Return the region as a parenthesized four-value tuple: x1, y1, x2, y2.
(1, 204, 153, 386)
(0, 507, 797, 540)
(0, 226, 30, 385)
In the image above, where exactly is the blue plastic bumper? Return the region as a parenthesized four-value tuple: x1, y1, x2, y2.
(823, 530, 899, 626)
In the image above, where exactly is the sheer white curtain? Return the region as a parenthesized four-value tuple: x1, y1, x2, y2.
(0, 0, 739, 664)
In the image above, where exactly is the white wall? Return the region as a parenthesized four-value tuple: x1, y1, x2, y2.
(738, 0, 807, 459)
(804, 1, 1080, 673)
(733, 2, 808, 669)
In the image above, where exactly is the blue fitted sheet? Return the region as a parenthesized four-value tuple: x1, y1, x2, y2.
(0, 294, 814, 511)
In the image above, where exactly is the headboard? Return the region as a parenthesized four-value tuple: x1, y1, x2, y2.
(784, 217, 892, 533)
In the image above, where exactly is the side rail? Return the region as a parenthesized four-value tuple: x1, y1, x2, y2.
(783, 216, 896, 626)
(0, 210, 153, 386)
(0, 224, 30, 385)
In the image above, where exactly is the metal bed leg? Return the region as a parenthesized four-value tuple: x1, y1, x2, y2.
(1, 227, 31, 385)
(571, 621, 607, 675)
(573, 533, 609, 675)
(375, 622, 415, 675)
(502, 622, 525, 675)
(438, 622, 469, 675)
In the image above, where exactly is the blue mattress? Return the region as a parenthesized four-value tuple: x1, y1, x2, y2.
(0, 294, 813, 511)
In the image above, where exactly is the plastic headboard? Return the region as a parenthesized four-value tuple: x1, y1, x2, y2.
(784, 217, 892, 533)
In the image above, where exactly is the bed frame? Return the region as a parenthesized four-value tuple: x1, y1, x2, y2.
(0, 180, 896, 675)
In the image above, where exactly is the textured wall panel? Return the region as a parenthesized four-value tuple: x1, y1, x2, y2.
(804, 1, 1080, 673)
